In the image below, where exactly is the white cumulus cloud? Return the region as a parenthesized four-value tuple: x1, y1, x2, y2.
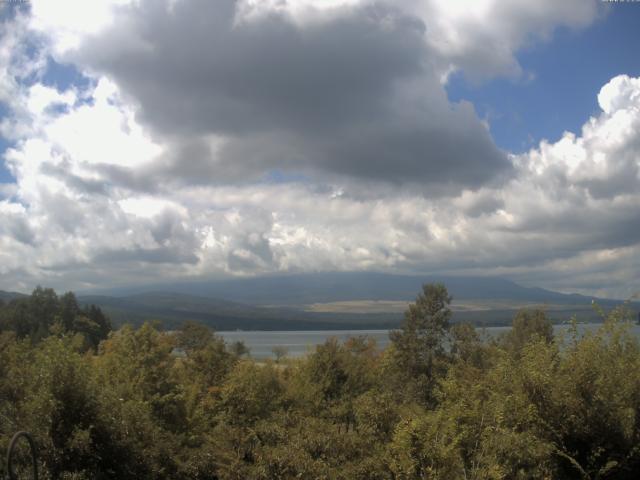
(0, 0, 637, 300)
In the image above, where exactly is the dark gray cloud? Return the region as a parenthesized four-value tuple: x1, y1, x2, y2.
(68, 0, 510, 190)
(84, 1, 424, 135)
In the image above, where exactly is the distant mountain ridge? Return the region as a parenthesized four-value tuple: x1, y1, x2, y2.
(2, 273, 636, 330)
(0, 290, 26, 303)
(75, 291, 399, 330)
(87, 272, 610, 306)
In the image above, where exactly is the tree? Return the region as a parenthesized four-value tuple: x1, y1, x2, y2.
(272, 345, 288, 363)
(180, 324, 235, 388)
(0, 289, 111, 349)
(388, 283, 452, 405)
(388, 410, 465, 479)
(59, 291, 80, 331)
(218, 361, 282, 426)
(3, 287, 59, 341)
(29, 286, 59, 329)
(84, 304, 112, 344)
(229, 340, 250, 358)
(176, 321, 214, 353)
(450, 322, 493, 370)
(96, 323, 186, 432)
(501, 308, 553, 354)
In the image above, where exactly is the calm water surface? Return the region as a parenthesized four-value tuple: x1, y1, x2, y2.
(219, 323, 640, 359)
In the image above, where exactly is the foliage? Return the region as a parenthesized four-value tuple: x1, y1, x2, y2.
(1, 285, 640, 479)
(388, 283, 452, 405)
(0, 287, 111, 350)
(499, 308, 554, 354)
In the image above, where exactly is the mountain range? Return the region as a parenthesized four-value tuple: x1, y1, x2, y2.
(86, 272, 611, 305)
(3, 273, 636, 330)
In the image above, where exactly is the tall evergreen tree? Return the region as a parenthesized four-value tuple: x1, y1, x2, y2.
(389, 283, 452, 405)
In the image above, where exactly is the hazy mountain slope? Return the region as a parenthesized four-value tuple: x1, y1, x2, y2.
(0, 290, 27, 303)
(77, 292, 401, 330)
(74, 273, 638, 330)
(77, 290, 626, 331)
(5, 273, 634, 331)
(91, 272, 606, 306)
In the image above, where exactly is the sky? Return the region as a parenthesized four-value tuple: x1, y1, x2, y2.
(0, 0, 639, 299)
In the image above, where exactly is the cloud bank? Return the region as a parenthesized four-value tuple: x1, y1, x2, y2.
(2, 0, 638, 299)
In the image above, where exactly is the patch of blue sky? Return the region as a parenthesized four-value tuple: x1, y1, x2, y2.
(0, 159, 13, 185)
(0, 0, 30, 22)
(0, 158, 15, 185)
(42, 56, 91, 94)
(446, 5, 640, 154)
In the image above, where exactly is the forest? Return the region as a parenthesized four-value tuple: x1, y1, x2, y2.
(1, 284, 639, 479)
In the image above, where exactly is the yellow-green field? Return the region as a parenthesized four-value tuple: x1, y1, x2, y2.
(304, 299, 574, 314)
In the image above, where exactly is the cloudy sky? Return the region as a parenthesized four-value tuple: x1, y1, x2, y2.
(0, 0, 639, 298)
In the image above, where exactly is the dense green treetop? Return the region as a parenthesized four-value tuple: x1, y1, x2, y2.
(0, 287, 111, 350)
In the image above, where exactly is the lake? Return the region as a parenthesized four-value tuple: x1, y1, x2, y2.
(219, 322, 640, 359)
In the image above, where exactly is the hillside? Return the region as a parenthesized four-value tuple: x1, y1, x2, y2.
(76, 273, 637, 330)
(3, 274, 635, 330)
(76, 292, 400, 330)
(0, 290, 26, 303)
(88, 272, 605, 306)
